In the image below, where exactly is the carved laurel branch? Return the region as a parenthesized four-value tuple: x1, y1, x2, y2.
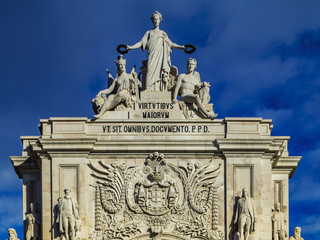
(212, 186, 219, 230)
(95, 185, 103, 230)
(178, 160, 221, 214)
(167, 164, 188, 212)
(104, 224, 141, 239)
(174, 222, 211, 239)
(89, 160, 129, 214)
(192, 187, 214, 214)
(89, 156, 221, 223)
(89, 224, 142, 240)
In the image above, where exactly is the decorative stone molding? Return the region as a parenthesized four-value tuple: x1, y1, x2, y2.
(89, 152, 224, 240)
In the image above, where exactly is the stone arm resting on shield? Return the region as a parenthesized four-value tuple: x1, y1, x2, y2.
(97, 69, 116, 96)
(92, 72, 118, 118)
(92, 55, 138, 119)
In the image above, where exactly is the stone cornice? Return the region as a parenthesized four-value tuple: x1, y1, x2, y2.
(38, 138, 97, 158)
(10, 156, 40, 179)
(272, 156, 302, 178)
(13, 117, 301, 178)
(215, 139, 273, 151)
(215, 137, 300, 177)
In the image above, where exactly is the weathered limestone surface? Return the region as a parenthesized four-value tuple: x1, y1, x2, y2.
(11, 116, 301, 240)
(10, 11, 302, 240)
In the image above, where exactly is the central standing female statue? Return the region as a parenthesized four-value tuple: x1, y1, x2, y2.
(126, 11, 187, 91)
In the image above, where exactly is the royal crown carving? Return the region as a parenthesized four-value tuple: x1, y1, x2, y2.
(89, 152, 223, 240)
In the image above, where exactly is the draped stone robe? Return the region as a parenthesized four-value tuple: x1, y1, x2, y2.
(141, 29, 173, 91)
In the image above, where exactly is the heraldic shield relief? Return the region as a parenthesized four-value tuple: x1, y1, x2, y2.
(88, 152, 224, 240)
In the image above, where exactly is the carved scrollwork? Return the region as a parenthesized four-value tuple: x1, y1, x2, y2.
(88, 153, 223, 240)
(89, 161, 128, 214)
(181, 161, 221, 215)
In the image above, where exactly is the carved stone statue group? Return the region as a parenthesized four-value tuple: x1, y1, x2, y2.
(5, 10, 307, 240)
(173, 58, 217, 119)
(232, 189, 302, 240)
(92, 11, 217, 120)
(5, 176, 301, 240)
(6, 190, 82, 240)
(126, 11, 186, 91)
(92, 55, 141, 119)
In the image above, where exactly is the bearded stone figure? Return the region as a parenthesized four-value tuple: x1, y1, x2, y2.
(289, 227, 304, 240)
(6, 228, 20, 240)
(56, 189, 80, 240)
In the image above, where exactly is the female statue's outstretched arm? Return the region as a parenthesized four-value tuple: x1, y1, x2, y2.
(127, 42, 142, 50)
(171, 42, 186, 50)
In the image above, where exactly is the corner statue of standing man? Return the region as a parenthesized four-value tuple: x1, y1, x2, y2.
(125, 11, 193, 91)
(271, 202, 287, 240)
(56, 189, 80, 240)
(234, 188, 256, 240)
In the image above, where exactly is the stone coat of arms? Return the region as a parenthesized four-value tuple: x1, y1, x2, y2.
(89, 152, 223, 240)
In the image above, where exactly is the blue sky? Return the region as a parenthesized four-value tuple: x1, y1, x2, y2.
(1, 0, 320, 239)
